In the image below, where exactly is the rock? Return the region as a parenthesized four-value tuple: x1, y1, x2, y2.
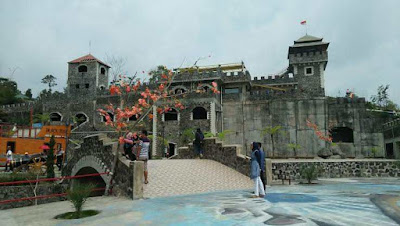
(331, 145, 343, 156)
(337, 143, 355, 158)
(317, 148, 332, 159)
(356, 154, 365, 159)
(329, 155, 342, 159)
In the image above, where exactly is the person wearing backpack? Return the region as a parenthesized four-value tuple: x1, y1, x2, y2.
(194, 128, 205, 158)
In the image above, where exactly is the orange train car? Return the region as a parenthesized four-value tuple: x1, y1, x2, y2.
(0, 124, 71, 166)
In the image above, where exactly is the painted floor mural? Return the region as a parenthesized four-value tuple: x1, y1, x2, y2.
(3, 178, 400, 225)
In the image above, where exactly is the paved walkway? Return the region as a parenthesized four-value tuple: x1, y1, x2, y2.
(2, 178, 400, 225)
(144, 159, 253, 198)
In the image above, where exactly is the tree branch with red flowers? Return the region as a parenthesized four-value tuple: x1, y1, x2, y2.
(306, 119, 333, 144)
(98, 64, 220, 194)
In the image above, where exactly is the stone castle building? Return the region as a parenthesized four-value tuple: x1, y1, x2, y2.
(1, 34, 388, 159)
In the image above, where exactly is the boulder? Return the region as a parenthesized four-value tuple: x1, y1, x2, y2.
(329, 155, 342, 159)
(338, 143, 355, 158)
(331, 145, 343, 156)
(317, 148, 332, 159)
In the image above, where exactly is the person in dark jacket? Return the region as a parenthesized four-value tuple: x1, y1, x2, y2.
(257, 142, 266, 190)
(250, 142, 265, 198)
(194, 128, 204, 158)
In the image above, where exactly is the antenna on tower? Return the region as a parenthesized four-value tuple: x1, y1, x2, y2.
(89, 41, 91, 54)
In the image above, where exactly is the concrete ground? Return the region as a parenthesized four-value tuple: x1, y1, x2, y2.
(2, 178, 400, 225)
(144, 159, 253, 198)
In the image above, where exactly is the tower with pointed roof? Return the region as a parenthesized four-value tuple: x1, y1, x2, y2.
(288, 34, 329, 96)
(67, 54, 110, 97)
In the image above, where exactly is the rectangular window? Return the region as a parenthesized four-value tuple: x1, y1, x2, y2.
(224, 88, 240, 94)
(305, 66, 314, 76)
(75, 84, 80, 89)
(85, 83, 89, 88)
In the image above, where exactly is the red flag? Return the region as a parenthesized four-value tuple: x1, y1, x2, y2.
(300, 20, 307, 25)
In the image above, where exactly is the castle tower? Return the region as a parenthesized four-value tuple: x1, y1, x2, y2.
(67, 54, 110, 97)
(288, 35, 329, 96)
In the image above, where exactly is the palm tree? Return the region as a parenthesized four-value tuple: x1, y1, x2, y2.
(287, 143, 301, 158)
(33, 113, 50, 125)
(261, 126, 282, 157)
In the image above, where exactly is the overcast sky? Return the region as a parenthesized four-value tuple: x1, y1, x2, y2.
(0, 0, 399, 104)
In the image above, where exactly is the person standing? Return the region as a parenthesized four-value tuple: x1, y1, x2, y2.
(5, 146, 13, 172)
(250, 142, 265, 198)
(56, 148, 64, 171)
(194, 128, 204, 158)
(138, 130, 151, 184)
(257, 142, 266, 190)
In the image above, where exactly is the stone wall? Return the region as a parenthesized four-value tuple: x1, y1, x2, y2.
(0, 184, 67, 210)
(271, 159, 400, 181)
(222, 97, 384, 158)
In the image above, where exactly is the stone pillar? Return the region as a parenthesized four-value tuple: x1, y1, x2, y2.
(265, 158, 272, 186)
(131, 161, 144, 199)
(152, 105, 157, 157)
(210, 102, 216, 134)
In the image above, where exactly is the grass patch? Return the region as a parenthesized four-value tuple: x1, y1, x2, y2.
(54, 210, 100, 219)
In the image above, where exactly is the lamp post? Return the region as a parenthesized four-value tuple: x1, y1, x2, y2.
(162, 123, 165, 158)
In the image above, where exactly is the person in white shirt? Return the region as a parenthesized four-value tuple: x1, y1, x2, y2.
(5, 146, 13, 172)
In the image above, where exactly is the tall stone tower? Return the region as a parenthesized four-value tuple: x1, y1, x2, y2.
(67, 54, 110, 97)
(288, 35, 329, 96)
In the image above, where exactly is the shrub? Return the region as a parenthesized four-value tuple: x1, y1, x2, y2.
(300, 164, 320, 184)
(67, 182, 95, 218)
(181, 128, 195, 144)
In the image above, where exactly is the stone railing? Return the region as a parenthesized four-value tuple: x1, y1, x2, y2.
(271, 159, 400, 181)
(174, 138, 272, 185)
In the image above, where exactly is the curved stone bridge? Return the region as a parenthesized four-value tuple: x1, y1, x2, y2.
(64, 134, 143, 199)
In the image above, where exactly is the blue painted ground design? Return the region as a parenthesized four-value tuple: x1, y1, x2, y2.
(56, 179, 400, 226)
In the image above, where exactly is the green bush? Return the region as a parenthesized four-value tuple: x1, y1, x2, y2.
(300, 165, 320, 184)
(67, 182, 95, 218)
(181, 128, 195, 144)
(0, 172, 38, 184)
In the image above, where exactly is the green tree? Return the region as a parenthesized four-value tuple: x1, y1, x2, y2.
(181, 128, 195, 144)
(0, 77, 19, 105)
(148, 65, 169, 84)
(41, 75, 57, 92)
(25, 89, 33, 99)
(67, 182, 95, 218)
(300, 165, 320, 184)
(33, 113, 50, 125)
(46, 135, 56, 178)
(261, 126, 282, 157)
(287, 143, 301, 157)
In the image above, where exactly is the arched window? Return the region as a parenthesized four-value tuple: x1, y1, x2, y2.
(330, 127, 354, 143)
(75, 113, 88, 125)
(99, 85, 105, 90)
(100, 67, 106, 75)
(174, 87, 187, 94)
(49, 112, 62, 122)
(192, 107, 207, 120)
(78, 65, 88, 72)
(129, 114, 140, 121)
(164, 108, 178, 121)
